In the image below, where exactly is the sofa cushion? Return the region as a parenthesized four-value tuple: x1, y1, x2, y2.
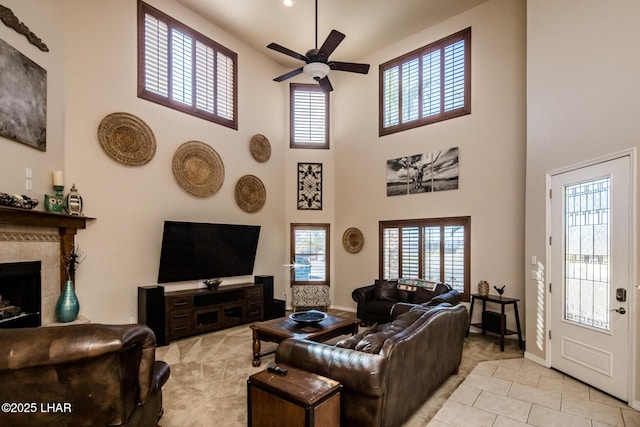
(336, 331, 366, 349)
(374, 279, 398, 302)
(354, 309, 424, 354)
(336, 323, 379, 349)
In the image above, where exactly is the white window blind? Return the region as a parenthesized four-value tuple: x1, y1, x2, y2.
(380, 217, 470, 299)
(143, 14, 168, 97)
(380, 28, 470, 136)
(139, 2, 237, 129)
(292, 84, 328, 146)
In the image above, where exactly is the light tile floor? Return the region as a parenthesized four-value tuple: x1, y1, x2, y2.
(427, 358, 640, 427)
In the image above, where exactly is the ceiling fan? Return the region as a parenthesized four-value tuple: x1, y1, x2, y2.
(267, 0, 370, 93)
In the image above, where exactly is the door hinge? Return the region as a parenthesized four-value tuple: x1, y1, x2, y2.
(549, 189, 552, 199)
(549, 330, 552, 340)
(549, 283, 552, 293)
(549, 236, 552, 245)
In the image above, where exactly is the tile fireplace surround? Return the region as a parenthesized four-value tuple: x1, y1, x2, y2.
(0, 207, 92, 325)
(0, 224, 61, 324)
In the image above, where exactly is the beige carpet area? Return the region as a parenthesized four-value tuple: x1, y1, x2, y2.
(155, 314, 524, 427)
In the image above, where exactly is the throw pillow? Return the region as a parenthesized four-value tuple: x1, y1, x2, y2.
(374, 280, 398, 302)
(336, 331, 366, 349)
(355, 325, 399, 354)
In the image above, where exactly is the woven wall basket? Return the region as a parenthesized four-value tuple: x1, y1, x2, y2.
(235, 175, 266, 213)
(172, 141, 224, 197)
(98, 112, 156, 166)
(249, 134, 271, 163)
(342, 227, 364, 253)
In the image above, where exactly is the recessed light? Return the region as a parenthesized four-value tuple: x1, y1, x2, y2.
(283, 0, 294, 7)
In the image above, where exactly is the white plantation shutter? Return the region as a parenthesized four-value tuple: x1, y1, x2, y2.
(382, 66, 400, 128)
(380, 28, 470, 135)
(171, 29, 193, 106)
(422, 50, 441, 117)
(380, 218, 469, 299)
(216, 52, 234, 121)
(401, 58, 420, 123)
(382, 228, 399, 279)
(291, 84, 328, 147)
(139, 2, 237, 129)
(195, 41, 215, 113)
(143, 14, 169, 97)
(443, 40, 465, 111)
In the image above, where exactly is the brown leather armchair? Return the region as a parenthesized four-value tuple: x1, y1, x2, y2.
(0, 323, 170, 427)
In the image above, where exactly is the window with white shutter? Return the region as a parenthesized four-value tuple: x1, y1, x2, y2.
(138, 1, 237, 129)
(379, 28, 470, 136)
(379, 217, 470, 301)
(290, 83, 329, 149)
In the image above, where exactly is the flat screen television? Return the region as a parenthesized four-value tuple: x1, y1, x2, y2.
(157, 221, 261, 284)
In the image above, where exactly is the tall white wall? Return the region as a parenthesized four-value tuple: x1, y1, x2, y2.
(526, 0, 640, 403)
(0, 1, 65, 200)
(331, 0, 527, 334)
(61, 0, 287, 323)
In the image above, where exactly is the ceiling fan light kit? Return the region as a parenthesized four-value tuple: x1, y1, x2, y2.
(303, 62, 330, 80)
(267, 0, 370, 92)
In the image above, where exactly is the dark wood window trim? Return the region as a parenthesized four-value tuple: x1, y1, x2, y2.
(290, 83, 329, 149)
(379, 27, 471, 137)
(290, 223, 330, 286)
(379, 216, 470, 301)
(137, 0, 238, 129)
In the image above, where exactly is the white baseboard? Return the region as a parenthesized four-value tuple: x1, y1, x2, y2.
(524, 351, 549, 368)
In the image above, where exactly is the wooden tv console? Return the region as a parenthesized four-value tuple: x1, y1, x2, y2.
(138, 282, 263, 345)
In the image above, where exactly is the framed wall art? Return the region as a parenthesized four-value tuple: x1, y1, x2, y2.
(387, 147, 459, 196)
(0, 37, 47, 151)
(297, 162, 322, 210)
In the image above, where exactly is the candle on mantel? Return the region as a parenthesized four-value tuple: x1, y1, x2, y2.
(52, 170, 64, 186)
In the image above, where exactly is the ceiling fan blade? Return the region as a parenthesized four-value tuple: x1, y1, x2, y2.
(318, 76, 333, 93)
(267, 43, 307, 62)
(319, 30, 345, 58)
(274, 67, 304, 82)
(330, 61, 370, 74)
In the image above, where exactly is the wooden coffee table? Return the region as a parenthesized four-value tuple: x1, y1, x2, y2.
(250, 314, 359, 366)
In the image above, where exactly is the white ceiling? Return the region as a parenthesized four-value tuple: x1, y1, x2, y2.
(173, 0, 489, 70)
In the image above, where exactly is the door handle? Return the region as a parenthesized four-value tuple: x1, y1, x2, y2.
(610, 307, 626, 315)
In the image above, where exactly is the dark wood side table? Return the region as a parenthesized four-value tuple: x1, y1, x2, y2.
(467, 293, 523, 351)
(247, 364, 341, 427)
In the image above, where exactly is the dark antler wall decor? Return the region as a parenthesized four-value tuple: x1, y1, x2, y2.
(0, 5, 49, 52)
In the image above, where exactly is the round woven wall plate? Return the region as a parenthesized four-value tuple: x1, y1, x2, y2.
(249, 134, 271, 163)
(342, 227, 364, 253)
(172, 141, 224, 197)
(98, 112, 156, 166)
(235, 175, 266, 213)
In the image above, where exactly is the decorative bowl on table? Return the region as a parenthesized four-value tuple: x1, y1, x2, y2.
(289, 310, 327, 325)
(204, 278, 222, 290)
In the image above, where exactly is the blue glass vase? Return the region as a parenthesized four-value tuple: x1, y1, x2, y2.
(55, 280, 80, 323)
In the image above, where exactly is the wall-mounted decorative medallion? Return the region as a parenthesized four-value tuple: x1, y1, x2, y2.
(342, 228, 364, 253)
(172, 141, 224, 197)
(297, 162, 322, 210)
(249, 134, 271, 162)
(98, 112, 156, 166)
(235, 175, 266, 213)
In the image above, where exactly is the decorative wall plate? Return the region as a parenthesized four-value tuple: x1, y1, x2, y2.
(235, 175, 266, 213)
(342, 227, 364, 253)
(172, 141, 224, 197)
(249, 134, 271, 162)
(98, 112, 156, 166)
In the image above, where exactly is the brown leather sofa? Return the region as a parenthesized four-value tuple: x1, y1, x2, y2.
(352, 279, 459, 324)
(276, 302, 469, 427)
(0, 323, 170, 427)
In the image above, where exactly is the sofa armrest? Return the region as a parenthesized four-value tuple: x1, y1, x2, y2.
(276, 338, 387, 397)
(352, 284, 376, 320)
(389, 302, 415, 320)
(0, 324, 159, 403)
(427, 289, 461, 306)
(351, 284, 376, 303)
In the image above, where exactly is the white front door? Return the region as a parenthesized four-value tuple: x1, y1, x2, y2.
(550, 155, 631, 401)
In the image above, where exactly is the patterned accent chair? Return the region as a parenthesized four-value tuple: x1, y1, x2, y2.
(291, 285, 331, 312)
